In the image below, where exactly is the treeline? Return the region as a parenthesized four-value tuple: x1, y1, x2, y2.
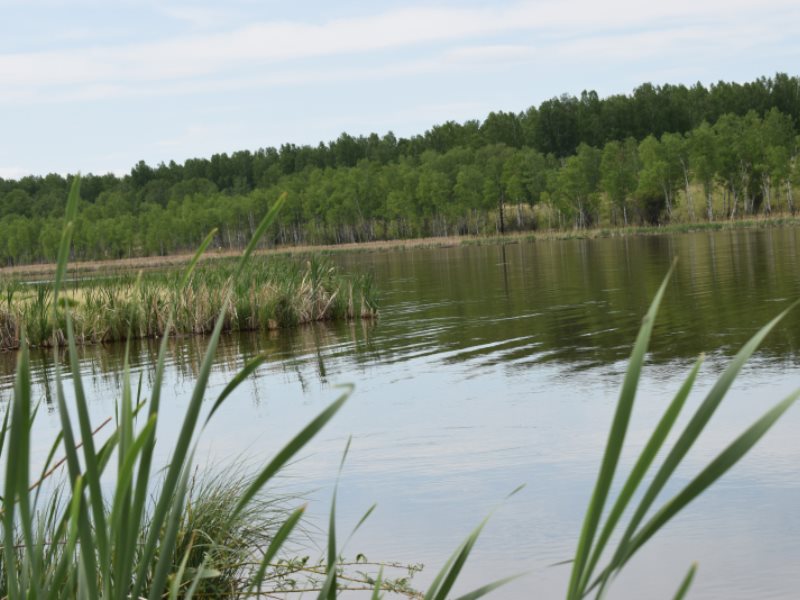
(1, 73, 799, 264)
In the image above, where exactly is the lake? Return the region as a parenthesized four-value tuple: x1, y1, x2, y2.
(3, 227, 800, 599)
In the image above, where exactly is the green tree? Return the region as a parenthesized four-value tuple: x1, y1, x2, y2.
(556, 143, 602, 228)
(600, 138, 639, 225)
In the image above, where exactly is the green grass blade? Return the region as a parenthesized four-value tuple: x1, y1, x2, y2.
(182, 555, 215, 600)
(3, 334, 31, 598)
(46, 475, 85, 600)
(232, 387, 350, 518)
(326, 483, 338, 600)
(53, 175, 81, 306)
(452, 572, 527, 600)
(371, 566, 384, 600)
(204, 354, 268, 425)
(110, 338, 135, 594)
(0, 403, 11, 472)
(65, 314, 110, 579)
(125, 315, 173, 591)
(672, 563, 697, 600)
(339, 435, 352, 472)
(168, 535, 195, 600)
(425, 516, 490, 600)
(316, 563, 338, 600)
(31, 429, 65, 509)
(235, 192, 286, 278)
(626, 389, 799, 561)
(346, 503, 376, 547)
(598, 301, 800, 588)
(109, 415, 157, 541)
(179, 227, 218, 289)
(133, 305, 229, 598)
(148, 457, 194, 600)
(13, 337, 44, 596)
(54, 357, 99, 600)
(247, 505, 306, 594)
(580, 355, 703, 592)
(567, 261, 675, 599)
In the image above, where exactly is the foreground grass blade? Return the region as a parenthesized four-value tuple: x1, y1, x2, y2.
(626, 389, 800, 560)
(236, 192, 287, 278)
(53, 358, 99, 600)
(65, 315, 110, 590)
(53, 175, 81, 307)
(345, 502, 377, 549)
(233, 387, 350, 517)
(247, 505, 306, 594)
(580, 355, 703, 591)
(323, 491, 339, 599)
(425, 516, 490, 600)
(132, 303, 230, 598)
(371, 566, 384, 600)
(323, 437, 353, 600)
(596, 301, 800, 590)
(179, 227, 218, 289)
(148, 458, 193, 600)
(452, 572, 527, 600)
(673, 564, 697, 600)
(3, 335, 31, 598)
(205, 354, 268, 424)
(567, 261, 675, 599)
(124, 315, 174, 591)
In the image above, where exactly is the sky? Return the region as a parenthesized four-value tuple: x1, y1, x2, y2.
(1, 0, 799, 179)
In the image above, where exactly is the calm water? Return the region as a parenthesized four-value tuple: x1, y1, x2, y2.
(3, 228, 800, 599)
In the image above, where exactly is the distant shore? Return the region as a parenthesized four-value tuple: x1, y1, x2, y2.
(3, 214, 799, 278)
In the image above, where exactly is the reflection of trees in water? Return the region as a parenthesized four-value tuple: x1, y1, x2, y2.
(5, 318, 380, 396)
(345, 228, 800, 371)
(2, 228, 800, 392)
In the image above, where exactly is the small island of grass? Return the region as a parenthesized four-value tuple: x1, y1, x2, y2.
(0, 256, 377, 350)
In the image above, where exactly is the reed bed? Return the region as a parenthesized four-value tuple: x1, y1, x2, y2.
(0, 256, 377, 350)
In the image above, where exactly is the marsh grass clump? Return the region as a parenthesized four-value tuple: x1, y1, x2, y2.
(0, 255, 378, 350)
(148, 469, 303, 598)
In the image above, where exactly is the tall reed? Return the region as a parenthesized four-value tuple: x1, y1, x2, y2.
(0, 255, 377, 350)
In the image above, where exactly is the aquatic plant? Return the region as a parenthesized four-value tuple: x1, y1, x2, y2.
(0, 252, 377, 351)
(566, 262, 798, 598)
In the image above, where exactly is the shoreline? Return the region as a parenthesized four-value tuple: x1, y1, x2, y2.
(2, 214, 798, 278)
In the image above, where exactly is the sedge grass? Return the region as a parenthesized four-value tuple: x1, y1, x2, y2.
(0, 175, 797, 599)
(0, 255, 377, 350)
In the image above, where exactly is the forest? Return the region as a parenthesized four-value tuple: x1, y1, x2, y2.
(1, 73, 799, 265)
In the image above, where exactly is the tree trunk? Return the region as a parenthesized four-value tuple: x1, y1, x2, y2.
(762, 174, 772, 215)
(681, 159, 695, 221)
(498, 191, 506, 235)
(787, 180, 795, 215)
(662, 183, 672, 220)
(722, 187, 728, 217)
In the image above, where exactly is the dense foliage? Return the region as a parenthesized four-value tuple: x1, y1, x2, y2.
(2, 73, 800, 264)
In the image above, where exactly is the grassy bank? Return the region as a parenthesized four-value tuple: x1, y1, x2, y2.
(0, 255, 377, 350)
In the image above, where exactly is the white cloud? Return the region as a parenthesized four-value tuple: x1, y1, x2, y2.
(0, 0, 798, 103)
